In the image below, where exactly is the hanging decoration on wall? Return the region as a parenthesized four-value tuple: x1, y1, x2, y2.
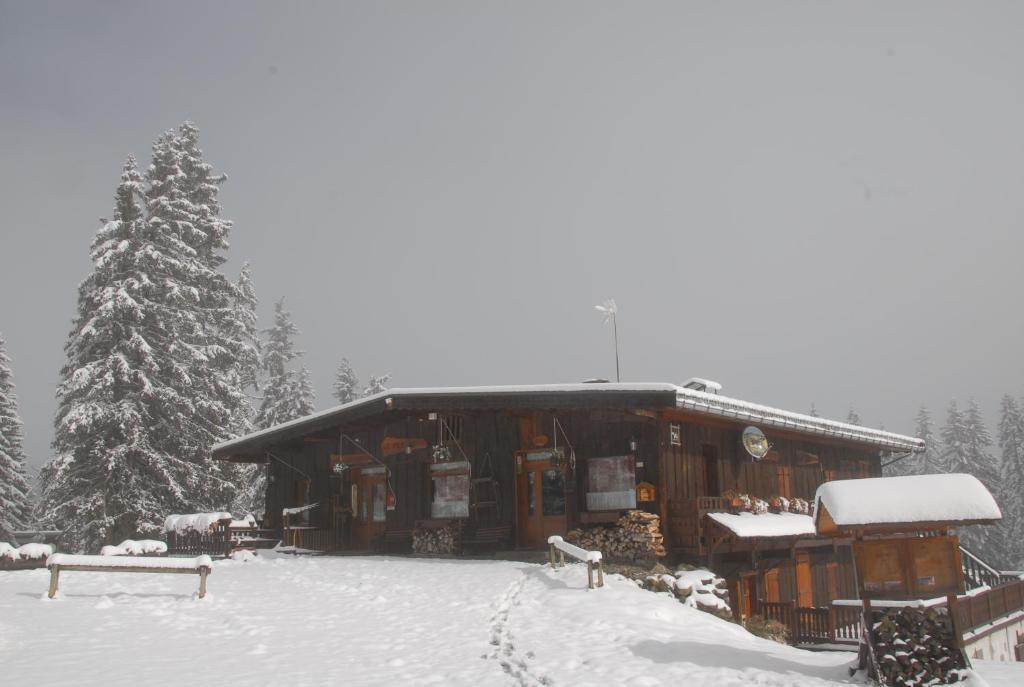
(741, 426, 771, 460)
(432, 444, 453, 463)
(381, 437, 428, 457)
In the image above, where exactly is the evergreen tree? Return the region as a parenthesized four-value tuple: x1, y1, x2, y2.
(255, 300, 314, 430)
(231, 263, 261, 397)
(333, 358, 360, 405)
(0, 333, 32, 539)
(147, 124, 252, 509)
(362, 374, 392, 397)
(846, 407, 861, 425)
(808, 403, 819, 417)
(941, 398, 1002, 561)
(41, 156, 192, 550)
(888, 406, 937, 476)
(41, 126, 253, 551)
(997, 396, 1024, 568)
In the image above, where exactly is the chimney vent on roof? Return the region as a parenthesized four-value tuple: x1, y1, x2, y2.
(682, 378, 722, 394)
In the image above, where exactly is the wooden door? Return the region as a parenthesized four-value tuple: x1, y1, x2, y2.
(795, 551, 813, 607)
(351, 468, 386, 549)
(516, 451, 567, 548)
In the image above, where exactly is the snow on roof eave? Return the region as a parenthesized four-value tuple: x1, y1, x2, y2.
(674, 387, 925, 452)
(212, 382, 680, 455)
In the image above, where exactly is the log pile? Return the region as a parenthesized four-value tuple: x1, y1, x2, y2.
(411, 524, 459, 555)
(566, 510, 666, 560)
(870, 607, 968, 686)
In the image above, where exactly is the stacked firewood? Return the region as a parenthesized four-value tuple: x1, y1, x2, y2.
(411, 524, 458, 554)
(566, 510, 666, 560)
(870, 607, 968, 686)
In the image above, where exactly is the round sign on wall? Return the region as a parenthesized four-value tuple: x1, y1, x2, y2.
(742, 426, 770, 460)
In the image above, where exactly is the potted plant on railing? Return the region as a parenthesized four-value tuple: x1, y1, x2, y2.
(768, 496, 790, 514)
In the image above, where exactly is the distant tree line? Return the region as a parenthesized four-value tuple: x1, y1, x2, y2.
(885, 398, 1024, 571)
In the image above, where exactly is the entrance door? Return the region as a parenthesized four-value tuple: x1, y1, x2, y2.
(351, 467, 386, 549)
(516, 450, 567, 548)
(795, 550, 813, 607)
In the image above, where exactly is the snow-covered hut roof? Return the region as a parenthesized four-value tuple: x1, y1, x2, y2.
(814, 473, 1002, 535)
(212, 381, 924, 459)
(706, 512, 817, 539)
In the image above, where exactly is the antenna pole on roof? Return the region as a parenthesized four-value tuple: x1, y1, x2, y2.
(594, 299, 620, 382)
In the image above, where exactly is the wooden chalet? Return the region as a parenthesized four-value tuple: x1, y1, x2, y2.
(212, 380, 924, 622)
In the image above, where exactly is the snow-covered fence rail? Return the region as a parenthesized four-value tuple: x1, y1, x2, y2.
(46, 554, 214, 599)
(548, 536, 604, 589)
(759, 600, 861, 646)
(0, 542, 54, 570)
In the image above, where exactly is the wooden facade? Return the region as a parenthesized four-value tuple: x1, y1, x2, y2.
(213, 384, 919, 623)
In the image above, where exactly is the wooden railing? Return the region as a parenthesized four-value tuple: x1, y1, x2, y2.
(759, 600, 863, 645)
(954, 578, 1024, 634)
(960, 545, 1021, 590)
(548, 536, 604, 589)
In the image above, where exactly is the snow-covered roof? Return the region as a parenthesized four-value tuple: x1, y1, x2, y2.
(706, 511, 817, 539)
(814, 474, 1002, 534)
(213, 381, 923, 456)
(674, 387, 924, 452)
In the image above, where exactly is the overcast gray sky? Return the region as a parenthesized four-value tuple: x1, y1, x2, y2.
(2, 1, 1023, 471)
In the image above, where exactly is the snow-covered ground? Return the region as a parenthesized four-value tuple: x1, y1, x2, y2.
(0, 554, 1018, 686)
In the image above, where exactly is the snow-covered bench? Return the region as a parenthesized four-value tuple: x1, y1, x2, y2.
(46, 553, 213, 599)
(548, 536, 604, 589)
(1, 542, 54, 570)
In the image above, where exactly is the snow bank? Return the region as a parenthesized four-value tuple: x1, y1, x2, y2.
(163, 512, 232, 533)
(815, 473, 1001, 529)
(707, 511, 816, 538)
(100, 539, 168, 556)
(49, 553, 212, 569)
(1, 542, 54, 560)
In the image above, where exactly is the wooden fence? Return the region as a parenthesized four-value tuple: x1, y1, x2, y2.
(953, 578, 1024, 634)
(759, 601, 863, 645)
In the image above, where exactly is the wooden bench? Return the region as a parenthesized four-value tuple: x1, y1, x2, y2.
(461, 524, 512, 550)
(47, 553, 214, 599)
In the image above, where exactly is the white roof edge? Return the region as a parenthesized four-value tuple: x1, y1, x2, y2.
(675, 387, 924, 452)
(212, 383, 679, 453)
(213, 381, 923, 454)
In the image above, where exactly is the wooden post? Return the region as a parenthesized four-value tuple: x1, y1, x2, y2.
(548, 542, 557, 567)
(947, 593, 965, 651)
(790, 600, 799, 645)
(559, 549, 565, 566)
(587, 561, 595, 590)
(596, 560, 604, 588)
(48, 565, 60, 599)
(199, 568, 208, 599)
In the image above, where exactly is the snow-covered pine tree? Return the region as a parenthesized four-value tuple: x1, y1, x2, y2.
(232, 263, 261, 397)
(333, 358, 360, 404)
(255, 299, 314, 430)
(0, 333, 32, 540)
(157, 123, 254, 508)
(997, 395, 1024, 568)
(41, 156, 193, 550)
(809, 403, 819, 417)
(887, 406, 937, 476)
(941, 398, 1002, 562)
(846, 407, 861, 426)
(362, 374, 392, 397)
